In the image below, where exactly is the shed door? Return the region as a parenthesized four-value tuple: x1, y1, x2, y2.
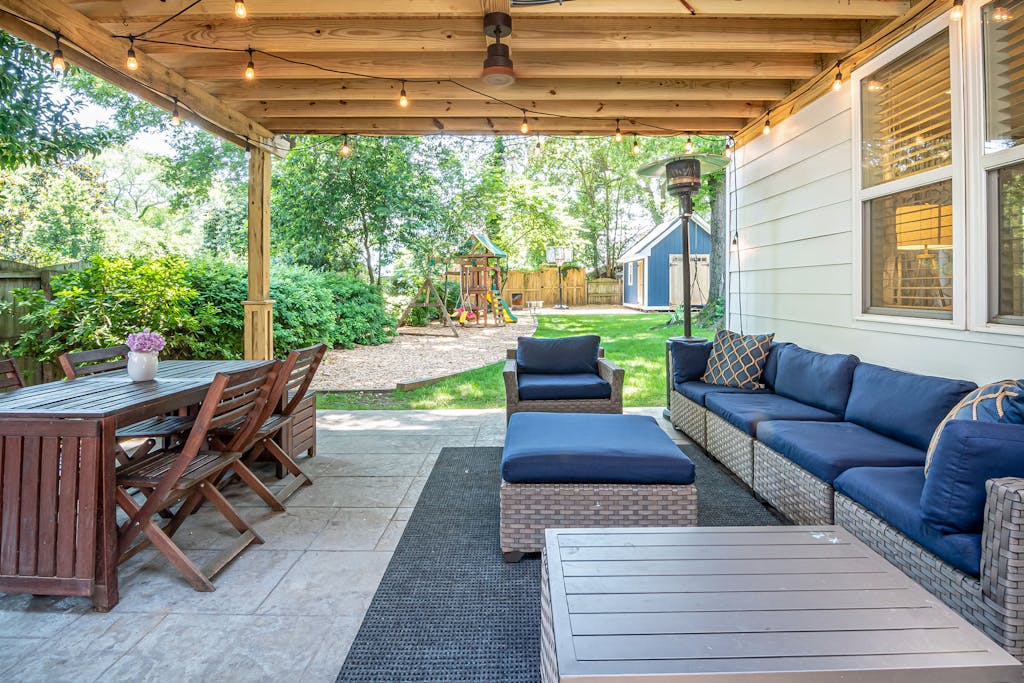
(637, 260, 644, 305)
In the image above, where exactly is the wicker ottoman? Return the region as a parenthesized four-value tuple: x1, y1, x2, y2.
(500, 412, 698, 562)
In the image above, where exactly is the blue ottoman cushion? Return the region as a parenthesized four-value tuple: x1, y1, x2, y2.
(757, 420, 925, 484)
(834, 466, 982, 577)
(676, 380, 765, 406)
(705, 392, 843, 436)
(502, 413, 695, 485)
(517, 373, 611, 401)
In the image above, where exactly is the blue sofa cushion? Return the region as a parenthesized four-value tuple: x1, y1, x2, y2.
(834, 466, 982, 577)
(705, 392, 842, 436)
(921, 421, 1024, 534)
(926, 380, 1024, 473)
(516, 335, 600, 375)
(670, 339, 712, 386)
(502, 413, 695, 484)
(518, 373, 611, 401)
(702, 329, 774, 389)
(676, 381, 765, 406)
(757, 420, 926, 485)
(845, 363, 976, 451)
(761, 342, 794, 392)
(773, 346, 858, 416)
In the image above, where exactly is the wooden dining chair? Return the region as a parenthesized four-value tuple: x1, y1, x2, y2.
(58, 344, 131, 379)
(114, 361, 281, 591)
(0, 358, 25, 391)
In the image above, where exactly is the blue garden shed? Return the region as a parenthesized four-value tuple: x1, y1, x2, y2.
(620, 214, 712, 311)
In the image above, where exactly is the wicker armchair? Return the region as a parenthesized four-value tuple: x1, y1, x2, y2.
(503, 345, 624, 422)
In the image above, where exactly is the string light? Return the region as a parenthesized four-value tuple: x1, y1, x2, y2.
(339, 134, 352, 157)
(725, 137, 734, 158)
(520, 110, 529, 134)
(244, 48, 255, 79)
(51, 32, 66, 73)
(171, 96, 181, 126)
(762, 117, 771, 136)
(126, 35, 138, 71)
(832, 70, 842, 92)
(399, 82, 409, 108)
(234, 0, 247, 18)
(534, 139, 543, 155)
(950, 0, 964, 21)
(631, 134, 640, 155)
(684, 136, 694, 154)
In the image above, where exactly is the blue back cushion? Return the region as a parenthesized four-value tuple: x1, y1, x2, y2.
(921, 421, 1024, 534)
(773, 346, 859, 416)
(670, 339, 712, 386)
(517, 335, 600, 375)
(761, 342, 793, 392)
(845, 363, 976, 451)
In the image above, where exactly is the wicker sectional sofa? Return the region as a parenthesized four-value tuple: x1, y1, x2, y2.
(668, 338, 1024, 658)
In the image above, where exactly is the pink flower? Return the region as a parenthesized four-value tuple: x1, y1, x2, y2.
(126, 328, 166, 353)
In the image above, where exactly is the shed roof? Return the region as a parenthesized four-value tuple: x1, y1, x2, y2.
(619, 214, 710, 263)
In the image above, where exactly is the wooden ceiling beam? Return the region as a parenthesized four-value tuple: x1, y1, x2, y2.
(121, 17, 862, 55)
(68, 0, 911, 21)
(260, 117, 745, 136)
(202, 78, 796, 103)
(158, 51, 821, 81)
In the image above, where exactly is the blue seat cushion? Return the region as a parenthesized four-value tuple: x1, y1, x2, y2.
(921, 421, 1024, 534)
(773, 346, 859, 416)
(669, 339, 712, 386)
(705, 392, 842, 436)
(757, 421, 925, 485)
(834, 466, 981, 577)
(518, 373, 611, 401)
(845, 363, 976, 451)
(675, 380, 765, 407)
(517, 335, 600, 375)
(502, 413, 695, 484)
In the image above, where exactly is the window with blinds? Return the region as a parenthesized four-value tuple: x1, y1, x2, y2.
(984, 1, 1024, 153)
(861, 31, 952, 188)
(994, 162, 1024, 321)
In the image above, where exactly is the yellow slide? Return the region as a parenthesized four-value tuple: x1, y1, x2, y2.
(487, 291, 518, 323)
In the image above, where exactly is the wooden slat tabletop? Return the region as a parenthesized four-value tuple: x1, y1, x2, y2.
(544, 526, 1023, 682)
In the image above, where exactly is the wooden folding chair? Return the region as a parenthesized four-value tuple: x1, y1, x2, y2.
(58, 345, 130, 379)
(114, 362, 281, 591)
(0, 358, 25, 391)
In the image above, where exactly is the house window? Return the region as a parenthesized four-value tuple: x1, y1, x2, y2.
(627, 263, 634, 286)
(860, 28, 955, 319)
(992, 162, 1024, 321)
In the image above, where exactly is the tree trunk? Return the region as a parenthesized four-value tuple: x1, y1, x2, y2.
(707, 173, 727, 303)
(360, 217, 375, 286)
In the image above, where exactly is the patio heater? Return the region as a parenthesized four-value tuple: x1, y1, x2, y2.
(546, 246, 572, 309)
(638, 153, 730, 414)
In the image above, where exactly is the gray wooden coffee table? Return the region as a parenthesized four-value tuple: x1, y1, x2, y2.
(541, 526, 1022, 682)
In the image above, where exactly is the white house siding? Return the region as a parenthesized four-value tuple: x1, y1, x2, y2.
(727, 83, 1024, 385)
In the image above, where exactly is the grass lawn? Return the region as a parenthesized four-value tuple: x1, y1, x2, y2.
(317, 314, 712, 410)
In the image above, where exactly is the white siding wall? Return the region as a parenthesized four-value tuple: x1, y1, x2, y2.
(727, 87, 1024, 384)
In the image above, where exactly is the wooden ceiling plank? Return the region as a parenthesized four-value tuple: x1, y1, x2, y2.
(259, 116, 745, 135)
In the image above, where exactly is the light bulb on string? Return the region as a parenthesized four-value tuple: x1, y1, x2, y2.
(614, 119, 623, 143)
(520, 110, 529, 134)
(126, 36, 138, 71)
(339, 135, 352, 157)
(684, 136, 694, 154)
(832, 70, 842, 92)
(244, 48, 255, 80)
(534, 139, 543, 156)
(725, 137, 734, 158)
(171, 97, 181, 126)
(950, 0, 964, 21)
(399, 82, 409, 108)
(51, 32, 66, 73)
(631, 134, 640, 155)
(762, 117, 771, 136)
(234, 0, 247, 18)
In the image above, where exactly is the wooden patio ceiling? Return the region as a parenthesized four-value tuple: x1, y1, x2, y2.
(23, 0, 915, 140)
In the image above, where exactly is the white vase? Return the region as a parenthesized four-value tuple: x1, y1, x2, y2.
(127, 350, 159, 382)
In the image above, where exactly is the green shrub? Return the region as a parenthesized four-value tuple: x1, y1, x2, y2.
(321, 272, 396, 347)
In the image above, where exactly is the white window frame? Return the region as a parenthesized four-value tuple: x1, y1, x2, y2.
(627, 262, 634, 286)
(851, 13, 967, 331)
(965, 0, 1024, 334)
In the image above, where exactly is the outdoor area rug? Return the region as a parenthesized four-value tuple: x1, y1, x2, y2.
(336, 442, 785, 683)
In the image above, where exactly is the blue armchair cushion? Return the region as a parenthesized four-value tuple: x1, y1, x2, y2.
(705, 392, 842, 436)
(676, 381, 765, 407)
(756, 420, 925, 485)
(845, 363, 976, 451)
(834, 466, 982, 577)
(925, 380, 1024, 474)
(516, 335, 600, 375)
(921, 421, 1024, 534)
(761, 341, 794, 391)
(702, 329, 774, 389)
(518, 373, 611, 401)
(773, 346, 858, 416)
(670, 339, 712, 386)
(502, 413, 695, 484)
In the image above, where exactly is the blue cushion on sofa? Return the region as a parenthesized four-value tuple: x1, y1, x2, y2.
(773, 346, 858, 416)
(761, 341, 794, 391)
(669, 339, 712, 386)
(845, 363, 976, 451)
(834, 466, 982, 577)
(676, 381, 765, 406)
(757, 420, 926, 484)
(517, 335, 600, 375)
(518, 373, 611, 401)
(502, 413, 695, 484)
(705, 392, 842, 436)
(921, 421, 1024, 534)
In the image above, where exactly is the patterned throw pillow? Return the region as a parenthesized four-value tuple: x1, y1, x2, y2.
(701, 330, 775, 389)
(925, 379, 1024, 475)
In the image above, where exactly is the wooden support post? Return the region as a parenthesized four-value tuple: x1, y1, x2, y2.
(244, 147, 274, 360)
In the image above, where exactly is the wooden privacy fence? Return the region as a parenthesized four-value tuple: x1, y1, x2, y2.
(504, 268, 586, 307)
(586, 278, 622, 306)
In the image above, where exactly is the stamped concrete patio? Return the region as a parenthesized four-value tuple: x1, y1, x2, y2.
(0, 407, 686, 683)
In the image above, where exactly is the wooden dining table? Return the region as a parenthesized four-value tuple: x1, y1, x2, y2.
(0, 359, 271, 611)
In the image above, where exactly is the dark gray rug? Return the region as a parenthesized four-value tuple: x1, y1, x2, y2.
(336, 443, 785, 683)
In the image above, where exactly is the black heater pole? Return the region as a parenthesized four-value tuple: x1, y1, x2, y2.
(679, 194, 694, 339)
(557, 266, 564, 309)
